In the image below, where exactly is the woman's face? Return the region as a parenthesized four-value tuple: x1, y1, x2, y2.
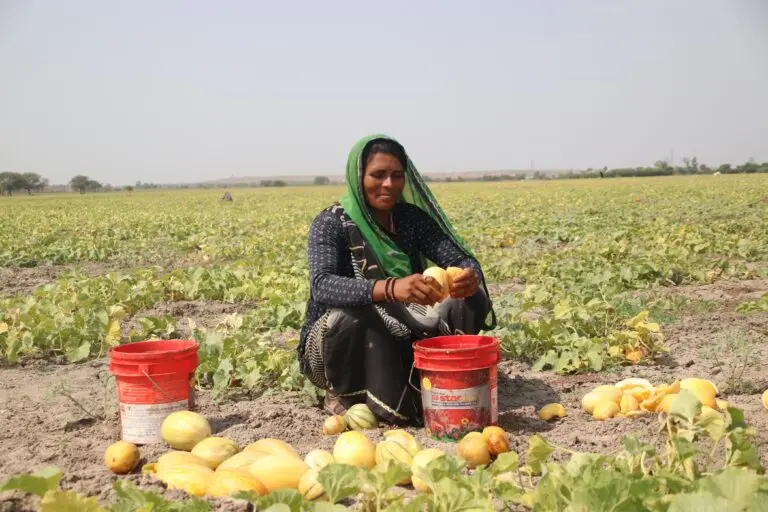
(363, 152, 406, 213)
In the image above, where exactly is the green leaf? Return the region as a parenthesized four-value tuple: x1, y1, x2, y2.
(252, 490, 304, 512)
(525, 435, 554, 475)
(1, 467, 62, 497)
(670, 389, 701, 423)
(488, 451, 520, 475)
(66, 341, 92, 363)
(666, 492, 731, 512)
(373, 459, 411, 489)
(111, 480, 166, 508)
(700, 467, 764, 505)
(316, 464, 362, 504)
(40, 490, 105, 512)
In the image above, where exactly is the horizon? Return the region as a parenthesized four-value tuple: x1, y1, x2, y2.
(2, 0, 767, 186)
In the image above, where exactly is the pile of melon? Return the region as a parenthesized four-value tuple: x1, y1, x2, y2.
(104, 404, 519, 500)
(581, 377, 725, 420)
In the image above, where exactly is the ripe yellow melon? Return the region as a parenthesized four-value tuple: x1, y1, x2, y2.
(155, 451, 209, 474)
(537, 403, 566, 421)
(161, 411, 212, 451)
(411, 448, 446, 493)
(615, 378, 653, 392)
(620, 394, 640, 414)
(304, 449, 335, 471)
(592, 400, 620, 420)
(322, 415, 347, 435)
(333, 431, 376, 469)
(382, 429, 421, 456)
(298, 469, 327, 501)
(762, 390, 768, 409)
(582, 387, 622, 414)
(457, 434, 490, 468)
(248, 455, 309, 491)
(679, 379, 717, 408)
(244, 438, 300, 459)
(190, 437, 239, 469)
(217, 451, 267, 472)
(104, 441, 140, 474)
(156, 463, 214, 497)
(207, 469, 267, 498)
(657, 394, 678, 414)
(423, 267, 450, 300)
(375, 440, 413, 484)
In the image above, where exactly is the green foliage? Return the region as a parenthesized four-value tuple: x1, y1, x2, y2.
(2, 176, 768, 381)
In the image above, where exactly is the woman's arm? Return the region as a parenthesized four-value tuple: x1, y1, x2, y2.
(308, 211, 378, 307)
(406, 205, 485, 283)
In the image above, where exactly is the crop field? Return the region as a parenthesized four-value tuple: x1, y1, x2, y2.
(2, 174, 768, 510)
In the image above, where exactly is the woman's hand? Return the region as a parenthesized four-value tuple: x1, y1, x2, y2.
(393, 274, 443, 306)
(449, 267, 480, 299)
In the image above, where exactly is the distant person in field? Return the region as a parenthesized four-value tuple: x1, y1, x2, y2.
(298, 134, 495, 425)
(222, 190, 233, 201)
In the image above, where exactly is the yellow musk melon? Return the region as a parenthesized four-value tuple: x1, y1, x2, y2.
(156, 463, 214, 497)
(304, 449, 335, 471)
(333, 430, 376, 469)
(190, 436, 239, 469)
(244, 438, 300, 459)
(161, 411, 212, 451)
(208, 469, 267, 498)
(104, 441, 140, 474)
(298, 469, 327, 501)
(411, 448, 446, 493)
(248, 455, 309, 491)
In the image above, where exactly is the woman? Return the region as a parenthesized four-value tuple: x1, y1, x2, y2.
(298, 134, 495, 426)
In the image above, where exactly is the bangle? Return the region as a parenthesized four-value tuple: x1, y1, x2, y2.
(382, 278, 391, 302)
(387, 277, 397, 302)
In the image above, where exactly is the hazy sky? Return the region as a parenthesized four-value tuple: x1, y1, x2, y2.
(1, 1, 767, 185)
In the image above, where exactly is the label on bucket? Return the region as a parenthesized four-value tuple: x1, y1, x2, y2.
(422, 382, 491, 410)
(119, 400, 188, 445)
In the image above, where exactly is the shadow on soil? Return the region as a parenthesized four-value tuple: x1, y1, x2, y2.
(209, 413, 251, 432)
(496, 371, 560, 433)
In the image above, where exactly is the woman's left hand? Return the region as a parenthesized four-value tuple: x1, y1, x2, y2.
(449, 267, 480, 299)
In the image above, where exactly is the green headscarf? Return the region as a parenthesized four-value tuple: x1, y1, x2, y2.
(338, 134, 476, 278)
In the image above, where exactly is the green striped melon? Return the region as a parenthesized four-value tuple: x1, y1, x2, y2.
(344, 403, 378, 431)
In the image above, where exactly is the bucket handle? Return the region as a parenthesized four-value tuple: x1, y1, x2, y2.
(139, 365, 183, 403)
(394, 363, 420, 414)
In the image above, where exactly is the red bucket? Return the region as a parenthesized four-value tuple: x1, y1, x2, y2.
(413, 335, 500, 442)
(109, 340, 200, 445)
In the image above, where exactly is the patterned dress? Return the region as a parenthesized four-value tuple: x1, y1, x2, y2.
(298, 202, 491, 425)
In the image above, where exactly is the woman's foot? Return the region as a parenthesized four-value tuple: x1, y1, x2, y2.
(323, 392, 347, 416)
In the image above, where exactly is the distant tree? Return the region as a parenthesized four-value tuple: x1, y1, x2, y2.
(273, 180, 287, 187)
(20, 172, 46, 194)
(314, 176, 330, 186)
(0, 172, 29, 196)
(124, 185, 134, 193)
(70, 175, 101, 194)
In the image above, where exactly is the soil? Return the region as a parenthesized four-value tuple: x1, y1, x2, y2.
(0, 262, 133, 298)
(1, 278, 768, 511)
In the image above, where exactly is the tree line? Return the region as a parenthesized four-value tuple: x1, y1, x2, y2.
(2, 158, 767, 196)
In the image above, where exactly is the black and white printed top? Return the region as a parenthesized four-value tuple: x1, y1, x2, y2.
(298, 202, 484, 352)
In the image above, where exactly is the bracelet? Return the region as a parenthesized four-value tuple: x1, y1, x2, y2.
(387, 277, 397, 302)
(382, 278, 391, 302)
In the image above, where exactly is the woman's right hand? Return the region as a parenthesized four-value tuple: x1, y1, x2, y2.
(393, 274, 442, 306)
